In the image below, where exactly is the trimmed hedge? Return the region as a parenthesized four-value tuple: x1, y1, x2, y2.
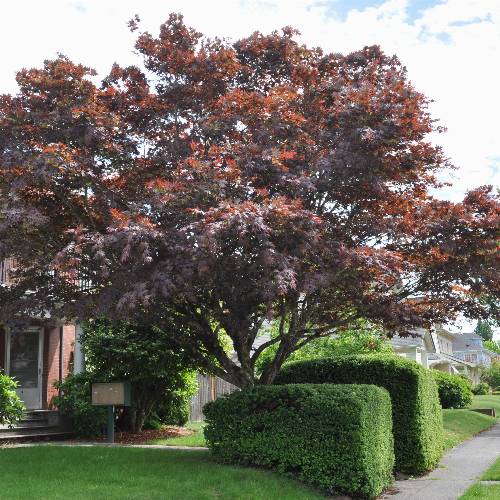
(431, 371, 473, 409)
(204, 384, 394, 499)
(275, 355, 444, 474)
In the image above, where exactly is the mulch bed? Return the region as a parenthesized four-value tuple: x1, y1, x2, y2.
(71, 426, 193, 445)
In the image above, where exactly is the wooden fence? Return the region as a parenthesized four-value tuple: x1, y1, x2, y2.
(189, 374, 238, 421)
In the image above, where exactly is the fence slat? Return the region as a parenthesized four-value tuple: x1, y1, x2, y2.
(190, 374, 237, 421)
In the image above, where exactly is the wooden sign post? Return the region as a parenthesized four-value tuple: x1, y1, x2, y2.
(91, 382, 131, 443)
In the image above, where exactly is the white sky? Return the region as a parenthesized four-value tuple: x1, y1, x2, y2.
(1, 0, 498, 336)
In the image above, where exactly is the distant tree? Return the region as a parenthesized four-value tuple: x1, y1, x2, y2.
(0, 14, 498, 387)
(255, 320, 393, 375)
(484, 340, 500, 354)
(482, 361, 500, 390)
(474, 320, 494, 341)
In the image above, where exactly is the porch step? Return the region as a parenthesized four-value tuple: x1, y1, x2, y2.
(0, 424, 53, 431)
(13, 411, 54, 427)
(23, 410, 59, 424)
(15, 418, 49, 426)
(0, 428, 74, 443)
(0, 422, 58, 434)
(23, 410, 58, 419)
(0, 411, 73, 443)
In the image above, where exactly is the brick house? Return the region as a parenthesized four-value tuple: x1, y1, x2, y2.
(0, 258, 84, 410)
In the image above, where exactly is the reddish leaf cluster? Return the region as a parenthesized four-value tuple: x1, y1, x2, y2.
(0, 14, 498, 386)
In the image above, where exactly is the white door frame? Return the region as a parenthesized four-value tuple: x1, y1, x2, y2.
(6, 327, 44, 409)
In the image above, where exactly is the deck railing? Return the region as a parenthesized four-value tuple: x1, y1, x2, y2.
(1, 258, 92, 291)
(0, 258, 14, 285)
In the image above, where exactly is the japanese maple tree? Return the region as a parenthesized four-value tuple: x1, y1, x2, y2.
(0, 14, 498, 387)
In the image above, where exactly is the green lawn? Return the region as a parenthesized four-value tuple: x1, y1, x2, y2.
(442, 409, 496, 451)
(460, 457, 500, 499)
(460, 483, 500, 499)
(470, 395, 500, 417)
(0, 446, 324, 499)
(149, 421, 206, 447)
(482, 457, 500, 481)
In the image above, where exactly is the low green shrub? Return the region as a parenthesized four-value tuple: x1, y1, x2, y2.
(472, 381, 491, 395)
(431, 371, 473, 409)
(81, 320, 198, 433)
(275, 354, 444, 474)
(145, 372, 199, 428)
(0, 372, 25, 427)
(481, 361, 500, 390)
(153, 375, 198, 426)
(53, 373, 107, 437)
(204, 384, 394, 499)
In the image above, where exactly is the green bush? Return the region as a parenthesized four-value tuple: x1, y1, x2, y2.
(481, 361, 500, 390)
(145, 372, 199, 428)
(431, 371, 473, 409)
(204, 384, 394, 499)
(472, 381, 491, 395)
(81, 320, 198, 433)
(275, 354, 444, 474)
(484, 340, 500, 354)
(53, 373, 107, 437)
(0, 372, 25, 427)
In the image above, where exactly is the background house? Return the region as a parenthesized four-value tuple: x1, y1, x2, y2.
(391, 325, 481, 383)
(390, 327, 433, 368)
(452, 332, 499, 368)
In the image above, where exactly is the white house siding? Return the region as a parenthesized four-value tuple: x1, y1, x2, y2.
(391, 326, 481, 383)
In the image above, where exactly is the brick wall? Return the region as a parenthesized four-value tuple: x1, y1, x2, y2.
(0, 326, 5, 371)
(42, 324, 76, 409)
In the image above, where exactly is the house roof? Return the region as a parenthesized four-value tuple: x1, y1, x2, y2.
(452, 332, 485, 352)
(391, 329, 427, 348)
(390, 327, 438, 352)
(435, 327, 456, 340)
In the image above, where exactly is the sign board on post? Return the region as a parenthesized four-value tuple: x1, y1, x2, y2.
(92, 382, 131, 407)
(91, 382, 131, 444)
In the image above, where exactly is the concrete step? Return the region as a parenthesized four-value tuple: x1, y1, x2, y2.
(23, 410, 58, 420)
(0, 411, 57, 430)
(0, 410, 71, 442)
(23, 410, 60, 427)
(22, 414, 49, 421)
(0, 424, 56, 432)
(17, 418, 49, 426)
(0, 428, 74, 443)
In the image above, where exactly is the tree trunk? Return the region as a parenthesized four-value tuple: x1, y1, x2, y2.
(133, 408, 147, 434)
(258, 334, 298, 385)
(121, 391, 157, 433)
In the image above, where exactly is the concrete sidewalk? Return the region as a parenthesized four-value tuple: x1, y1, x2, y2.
(382, 423, 500, 500)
